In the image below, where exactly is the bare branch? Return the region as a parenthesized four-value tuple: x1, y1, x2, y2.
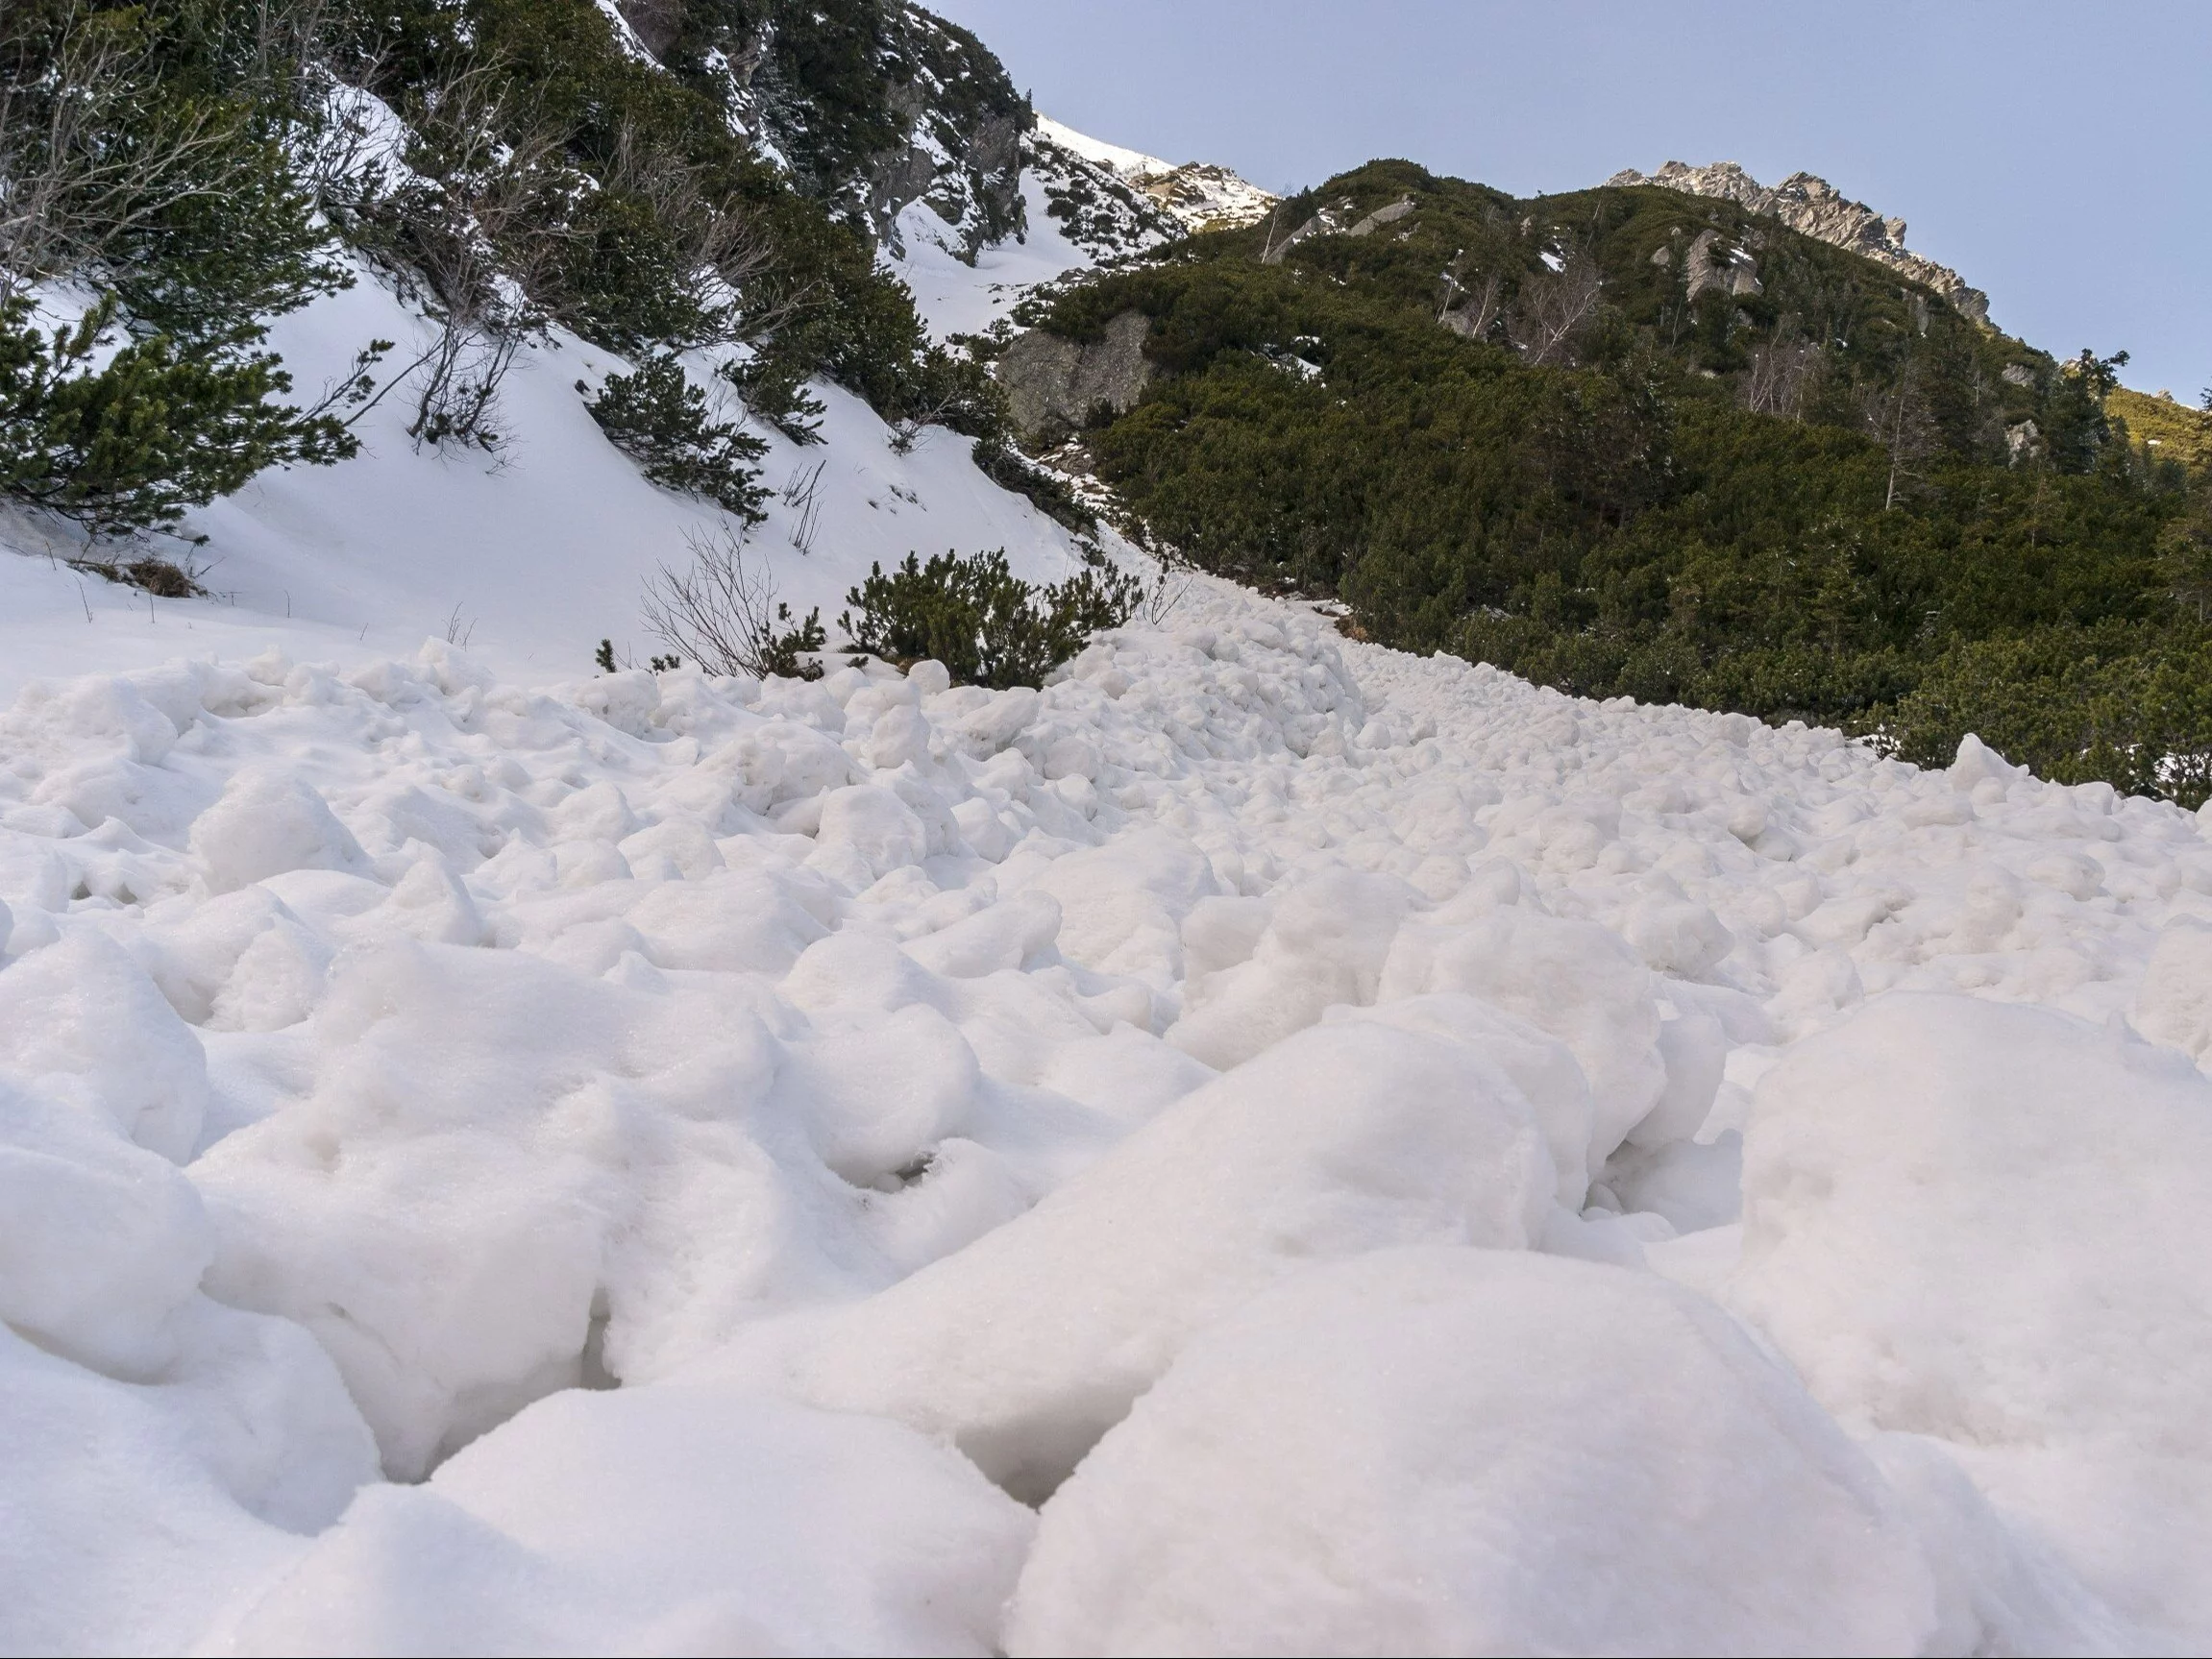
(1439, 266, 1503, 342)
(0, 5, 264, 305)
(1507, 255, 1603, 368)
(642, 523, 821, 679)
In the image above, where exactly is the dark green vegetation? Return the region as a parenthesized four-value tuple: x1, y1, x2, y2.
(842, 549, 1142, 688)
(0, 2, 368, 536)
(641, 0, 1027, 249)
(0, 0, 1007, 539)
(2110, 386, 2212, 472)
(1034, 159, 2212, 803)
(582, 356, 771, 523)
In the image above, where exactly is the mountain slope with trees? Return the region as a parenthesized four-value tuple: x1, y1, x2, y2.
(0, 0, 1022, 542)
(1015, 159, 2210, 802)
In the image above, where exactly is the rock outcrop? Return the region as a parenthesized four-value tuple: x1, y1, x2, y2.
(1682, 228, 1762, 303)
(861, 78, 1024, 257)
(1262, 196, 1413, 265)
(995, 311, 1154, 442)
(1034, 115, 1278, 236)
(724, 1, 1029, 260)
(1608, 160, 1989, 327)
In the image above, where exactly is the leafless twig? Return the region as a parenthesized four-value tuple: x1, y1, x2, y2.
(0, 5, 264, 305)
(1507, 254, 1602, 368)
(782, 459, 826, 555)
(642, 524, 803, 677)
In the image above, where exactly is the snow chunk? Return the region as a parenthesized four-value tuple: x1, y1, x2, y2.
(0, 928, 209, 1161)
(710, 1014, 1556, 1502)
(1731, 993, 2212, 1641)
(1007, 1247, 1941, 1656)
(192, 768, 369, 894)
(217, 1384, 1034, 1656)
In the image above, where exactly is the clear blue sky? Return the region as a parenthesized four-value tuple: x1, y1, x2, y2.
(930, 0, 2210, 400)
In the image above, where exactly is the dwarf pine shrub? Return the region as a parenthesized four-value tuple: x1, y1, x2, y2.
(841, 548, 1141, 688)
(583, 355, 770, 523)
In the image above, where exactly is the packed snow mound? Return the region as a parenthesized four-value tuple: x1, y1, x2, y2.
(8, 574, 2212, 1648)
(1732, 992, 2212, 1640)
(1006, 1247, 1942, 1656)
(218, 1384, 1034, 1656)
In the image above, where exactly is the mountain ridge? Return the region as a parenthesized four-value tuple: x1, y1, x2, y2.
(1605, 159, 1990, 328)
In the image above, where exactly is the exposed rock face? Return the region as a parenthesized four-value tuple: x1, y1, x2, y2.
(1263, 196, 1413, 265)
(725, 1, 1028, 260)
(1609, 159, 1989, 327)
(996, 311, 1154, 442)
(614, 0, 682, 59)
(1142, 162, 1280, 233)
(1682, 228, 1762, 302)
(861, 78, 1025, 257)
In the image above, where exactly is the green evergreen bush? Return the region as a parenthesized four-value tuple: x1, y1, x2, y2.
(0, 1, 368, 534)
(1874, 626, 2212, 808)
(841, 549, 1141, 688)
(0, 296, 355, 537)
(582, 355, 769, 521)
(752, 603, 827, 679)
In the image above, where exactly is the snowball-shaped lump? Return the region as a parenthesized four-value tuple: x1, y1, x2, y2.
(0, 929, 209, 1161)
(1007, 1248, 1938, 1657)
(2134, 916, 2212, 1064)
(191, 768, 366, 894)
(813, 785, 927, 880)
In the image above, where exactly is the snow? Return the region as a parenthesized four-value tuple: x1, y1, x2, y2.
(214, 1385, 1034, 1656)
(0, 259, 1103, 697)
(1731, 992, 2212, 1641)
(1005, 1247, 1943, 1656)
(10, 128, 2212, 1658)
(10, 567, 2212, 1649)
(1033, 113, 1175, 183)
(888, 177, 1097, 340)
(1031, 114, 1278, 235)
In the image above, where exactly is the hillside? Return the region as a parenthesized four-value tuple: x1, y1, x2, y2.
(10, 3, 2212, 1655)
(2112, 383, 2212, 470)
(1007, 158, 2209, 803)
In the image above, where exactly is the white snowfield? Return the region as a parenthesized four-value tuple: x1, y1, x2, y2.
(7, 567, 2212, 1653)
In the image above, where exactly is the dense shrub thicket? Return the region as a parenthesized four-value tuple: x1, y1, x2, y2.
(1037, 160, 2212, 802)
(0, 0, 366, 535)
(0, 0, 1009, 538)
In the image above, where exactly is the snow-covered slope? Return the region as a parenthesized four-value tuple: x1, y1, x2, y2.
(884, 112, 1275, 345)
(0, 264, 1101, 696)
(888, 113, 1241, 343)
(887, 172, 1109, 340)
(10, 103, 2212, 1659)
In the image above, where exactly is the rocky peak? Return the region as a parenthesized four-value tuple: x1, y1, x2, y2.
(1608, 159, 1989, 327)
(1034, 115, 1278, 235)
